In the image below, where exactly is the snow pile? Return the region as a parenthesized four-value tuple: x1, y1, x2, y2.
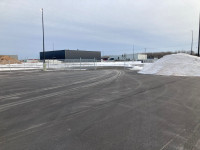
(139, 53, 200, 76)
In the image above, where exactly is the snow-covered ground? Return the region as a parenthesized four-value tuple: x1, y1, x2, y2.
(0, 63, 42, 71)
(129, 66, 143, 71)
(0, 61, 143, 71)
(139, 53, 200, 76)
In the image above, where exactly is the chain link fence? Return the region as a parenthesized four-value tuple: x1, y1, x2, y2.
(0, 58, 99, 71)
(45, 58, 98, 71)
(0, 58, 144, 72)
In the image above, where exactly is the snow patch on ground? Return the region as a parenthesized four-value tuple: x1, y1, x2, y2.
(139, 53, 200, 76)
(129, 66, 143, 71)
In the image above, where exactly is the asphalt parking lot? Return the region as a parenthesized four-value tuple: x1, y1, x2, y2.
(1, 69, 200, 150)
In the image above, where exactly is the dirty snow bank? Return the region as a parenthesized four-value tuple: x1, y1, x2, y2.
(139, 53, 200, 76)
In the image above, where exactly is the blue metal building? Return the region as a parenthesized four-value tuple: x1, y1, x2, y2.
(40, 50, 101, 61)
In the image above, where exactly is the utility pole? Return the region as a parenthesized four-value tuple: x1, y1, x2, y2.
(132, 44, 134, 61)
(145, 48, 147, 54)
(191, 30, 193, 55)
(41, 8, 46, 70)
(198, 13, 200, 57)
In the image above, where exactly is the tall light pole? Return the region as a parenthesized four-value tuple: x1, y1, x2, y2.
(191, 30, 193, 55)
(198, 13, 200, 57)
(41, 8, 46, 70)
(132, 44, 134, 61)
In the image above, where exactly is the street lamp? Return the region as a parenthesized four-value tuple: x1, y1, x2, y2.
(198, 13, 200, 57)
(40, 8, 46, 70)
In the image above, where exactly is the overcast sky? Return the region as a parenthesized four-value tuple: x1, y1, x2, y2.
(0, 0, 200, 59)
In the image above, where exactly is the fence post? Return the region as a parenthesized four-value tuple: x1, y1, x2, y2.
(53, 59, 54, 70)
(80, 58, 82, 70)
(72, 59, 74, 71)
(9, 60, 11, 72)
(96, 58, 97, 70)
(94, 58, 95, 70)
(64, 60, 66, 70)
(124, 59, 125, 70)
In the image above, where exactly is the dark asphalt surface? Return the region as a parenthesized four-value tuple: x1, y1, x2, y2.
(1, 69, 200, 150)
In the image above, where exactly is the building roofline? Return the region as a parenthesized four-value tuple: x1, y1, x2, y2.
(40, 50, 101, 53)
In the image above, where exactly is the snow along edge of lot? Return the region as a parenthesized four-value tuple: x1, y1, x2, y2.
(138, 53, 200, 77)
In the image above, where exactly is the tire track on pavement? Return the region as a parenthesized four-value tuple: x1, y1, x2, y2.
(0, 70, 111, 100)
(0, 70, 121, 112)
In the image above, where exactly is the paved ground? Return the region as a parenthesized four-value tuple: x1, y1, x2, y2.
(1, 69, 200, 150)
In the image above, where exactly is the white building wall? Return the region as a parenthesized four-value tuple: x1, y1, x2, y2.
(137, 54, 147, 60)
(108, 54, 147, 61)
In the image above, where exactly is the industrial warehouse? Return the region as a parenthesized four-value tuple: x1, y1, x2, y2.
(40, 49, 101, 62)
